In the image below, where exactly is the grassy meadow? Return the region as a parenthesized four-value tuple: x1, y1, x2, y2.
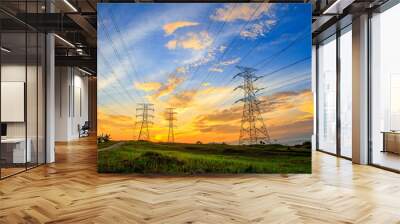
(98, 141, 311, 174)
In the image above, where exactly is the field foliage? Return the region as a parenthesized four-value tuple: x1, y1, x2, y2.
(98, 141, 311, 174)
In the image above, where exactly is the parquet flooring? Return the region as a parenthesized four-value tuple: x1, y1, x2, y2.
(1, 137, 400, 223)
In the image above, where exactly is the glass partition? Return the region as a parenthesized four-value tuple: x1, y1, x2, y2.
(339, 26, 352, 158)
(317, 35, 337, 154)
(370, 3, 400, 171)
(1, 30, 28, 177)
(0, 1, 46, 179)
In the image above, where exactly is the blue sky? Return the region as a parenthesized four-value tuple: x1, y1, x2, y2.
(97, 3, 312, 143)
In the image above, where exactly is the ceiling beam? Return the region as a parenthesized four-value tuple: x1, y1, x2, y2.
(67, 13, 97, 39)
(55, 55, 96, 74)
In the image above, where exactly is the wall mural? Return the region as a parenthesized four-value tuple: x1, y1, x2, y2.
(97, 3, 312, 174)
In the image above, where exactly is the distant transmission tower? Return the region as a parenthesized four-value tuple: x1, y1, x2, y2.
(136, 103, 154, 141)
(233, 66, 271, 145)
(165, 108, 176, 143)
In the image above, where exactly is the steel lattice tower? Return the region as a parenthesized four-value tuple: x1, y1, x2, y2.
(233, 66, 271, 145)
(165, 108, 176, 143)
(136, 103, 154, 141)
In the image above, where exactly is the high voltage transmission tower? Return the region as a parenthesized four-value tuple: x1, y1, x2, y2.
(136, 103, 154, 141)
(165, 108, 177, 143)
(233, 66, 271, 145)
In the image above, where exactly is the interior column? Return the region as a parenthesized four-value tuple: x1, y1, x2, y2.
(352, 14, 369, 164)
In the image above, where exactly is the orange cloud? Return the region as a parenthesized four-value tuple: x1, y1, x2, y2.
(97, 110, 136, 140)
(100, 87, 313, 144)
(211, 3, 271, 22)
(176, 66, 187, 73)
(165, 40, 177, 49)
(167, 90, 197, 108)
(166, 31, 213, 50)
(134, 81, 162, 92)
(190, 90, 313, 143)
(151, 75, 185, 99)
(163, 21, 199, 36)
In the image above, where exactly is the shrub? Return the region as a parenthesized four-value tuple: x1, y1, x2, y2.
(97, 133, 111, 143)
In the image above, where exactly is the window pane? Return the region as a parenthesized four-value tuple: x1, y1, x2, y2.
(1, 31, 27, 177)
(340, 28, 352, 158)
(318, 36, 337, 154)
(371, 3, 400, 171)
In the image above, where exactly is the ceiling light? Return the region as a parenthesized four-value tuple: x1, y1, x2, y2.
(78, 67, 93, 76)
(54, 34, 75, 48)
(1, 47, 11, 53)
(63, 0, 78, 12)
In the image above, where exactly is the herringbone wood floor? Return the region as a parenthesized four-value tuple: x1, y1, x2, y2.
(1, 137, 400, 224)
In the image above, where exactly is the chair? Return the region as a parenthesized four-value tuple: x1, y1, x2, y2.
(79, 121, 90, 138)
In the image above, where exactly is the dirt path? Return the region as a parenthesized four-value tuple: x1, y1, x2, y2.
(98, 141, 126, 152)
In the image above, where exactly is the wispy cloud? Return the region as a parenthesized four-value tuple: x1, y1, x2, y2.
(209, 67, 224, 73)
(211, 3, 271, 22)
(209, 3, 278, 40)
(98, 57, 131, 91)
(163, 21, 199, 35)
(240, 19, 277, 39)
(166, 31, 213, 50)
(176, 66, 187, 73)
(220, 57, 241, 66)
(208, 57, 240, 73)
(134, 82, 162, 92)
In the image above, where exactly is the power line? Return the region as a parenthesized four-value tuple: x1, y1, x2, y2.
(196, 3, 266, 89)
(108, 8, 146, 85)
(235, 9, 292, 67)
(97, 70, 138, 108)
(178, 2, 267, 107)
(179, 3, 238, 93)
(98, 52, 139, 105)
(252, 28, 310, 68)
(206, 7, 293, 97)
(258, 56, 311, 77)
(218, 57, 311, 109)
(98, 14, 145, 103)
(97, 87, 135, 114)
(213, 14, 308, 94)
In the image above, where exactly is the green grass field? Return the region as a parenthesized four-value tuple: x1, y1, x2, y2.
(98, 141, 311, 174)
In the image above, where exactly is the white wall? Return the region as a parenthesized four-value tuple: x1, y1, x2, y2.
(1, 65, 42, 137)
(55, 67, 89, 141)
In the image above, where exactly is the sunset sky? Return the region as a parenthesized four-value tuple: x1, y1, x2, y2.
(97, 3, 312, 144)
